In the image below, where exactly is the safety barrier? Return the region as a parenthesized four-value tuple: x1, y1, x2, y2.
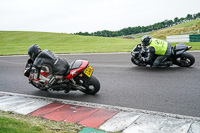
(166, 34, 200, 42)
(190, 34, 200, 42)
(166, 35, 189, 42)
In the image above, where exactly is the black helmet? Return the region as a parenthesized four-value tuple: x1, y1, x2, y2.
(28, 44, 41, 61)
(141, 35, 152, 46)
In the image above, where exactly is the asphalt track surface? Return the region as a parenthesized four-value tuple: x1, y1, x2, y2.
(0, 52, 200, 117)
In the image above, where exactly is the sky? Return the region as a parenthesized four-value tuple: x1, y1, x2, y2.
(0, 0, 199, 34)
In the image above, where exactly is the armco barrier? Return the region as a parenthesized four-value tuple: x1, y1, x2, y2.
(166, 34, 200, 42)
(166, 35, 189, 42)
(190, 34, 200, 42)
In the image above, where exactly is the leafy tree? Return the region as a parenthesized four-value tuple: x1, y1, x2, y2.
(174, 17, 179, 24)
(74, 12, 200, 37)
(195, 13, 200, 19)
(186, 14, 193, 21)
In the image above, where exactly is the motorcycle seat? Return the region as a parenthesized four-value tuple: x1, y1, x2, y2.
(70, 60, 83, 70)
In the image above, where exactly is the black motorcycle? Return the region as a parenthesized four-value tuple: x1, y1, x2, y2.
(131, 43, 195, 67)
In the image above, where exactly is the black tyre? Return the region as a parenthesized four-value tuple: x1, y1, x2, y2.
(131, 57, 139, 65)
(131, 57, 147, 66)
(174, 52, 195, 67)
(75, 75, 100, 95)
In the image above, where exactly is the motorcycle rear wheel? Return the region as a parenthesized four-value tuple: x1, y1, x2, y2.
(76, 75, 100, 95)
(174, 52, 195, 67)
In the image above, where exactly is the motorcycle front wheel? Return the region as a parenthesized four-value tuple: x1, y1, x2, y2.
(174, 52, 195, 67)
(131, 57, 139, 65)
(131, 57, 147, 66)
(75, 75, 100, 95)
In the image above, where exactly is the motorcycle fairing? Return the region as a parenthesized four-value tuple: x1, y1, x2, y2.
(174, 43, 190, 55)
(65, 60, 89, 80)
(70, 60, 83, 69)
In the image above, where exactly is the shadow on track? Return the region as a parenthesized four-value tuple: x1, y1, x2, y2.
(129, 65, 196, 73)
(31, 89, 101, 101)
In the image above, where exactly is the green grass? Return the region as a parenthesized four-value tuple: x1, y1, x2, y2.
(0, 111, 119, 133)
(170, 42, 200, 50)
(0, 111, 83, 133)
(150, 19, 200, 39)
(0, 19, 200, 56)
(0, 116, 45, 133)
(0, 31, 135, 55)
(169, 19, 200, 28)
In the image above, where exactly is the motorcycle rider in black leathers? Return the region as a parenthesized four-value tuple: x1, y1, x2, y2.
(141, 35, 172, 67)
(24, 44, 70, 91)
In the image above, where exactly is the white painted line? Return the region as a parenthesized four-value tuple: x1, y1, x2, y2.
(0, 96, 33, 111)
(0, 50, 199, 57)
(0, 95, 12, 101)
(100, 111, 141, 132)
(0, 55, 28, 57)
(0, 95, 51, 114)
(122, 114, 192, 133)
(0, 91, 200, 122)
(0, 52, 129, 58)
(14, 100, 51, 115)
(188, 122, 200, 133)
(0, 91, 200, 132)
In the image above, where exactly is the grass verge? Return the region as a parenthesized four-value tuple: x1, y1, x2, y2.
(0, 111, 120, 133)
(0, 28, 200, 56)
(0, 31, 135, 55)
(0, 111, 83, 133)
(150, 19, 200, 39)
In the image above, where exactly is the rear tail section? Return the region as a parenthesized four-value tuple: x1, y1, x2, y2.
(65, 60, 89, 80)
(174, 43, 192, 55)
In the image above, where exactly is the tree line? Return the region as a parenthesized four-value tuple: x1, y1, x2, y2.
(74, 12, 200, 37)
